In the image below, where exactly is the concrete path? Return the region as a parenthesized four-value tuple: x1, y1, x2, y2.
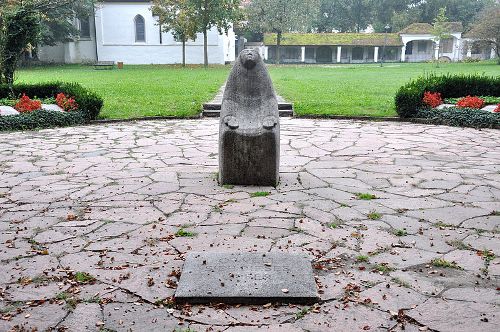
(203, 84, 294, 117)
(0, 119, 499, 331)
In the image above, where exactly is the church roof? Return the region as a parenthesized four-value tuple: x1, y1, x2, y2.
(400, 22, 463, 34)
(263, 33, 403, 47)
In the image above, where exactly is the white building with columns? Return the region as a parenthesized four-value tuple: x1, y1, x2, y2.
(38, 0, 236, 65)
(261, 22, 495, 64)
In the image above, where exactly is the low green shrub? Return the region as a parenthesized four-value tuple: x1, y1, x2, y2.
(0, 82, 103, 131)
(395, 74, 500, 118)
(415, 108, 499, 129)
(0, 110, 85, 131)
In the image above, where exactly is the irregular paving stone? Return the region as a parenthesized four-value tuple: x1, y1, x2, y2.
(442, 250, 485, 272)
(359, 282, 428, 312)
(5, 282, 67, 302)
(33, 229, 75, 243)
(461, 215, 500, 232)
(371, 248, 440, 269)
(0, 303, 67, 331)
(441, 287, 500, 305)
(297, 302, 394, 331)
(463, 233, 500, 256)
(60, 303, 102, 332)
(407, 297, 499, 332)
(0, 119, 499, 330)
(405, 206, 489, 226)
(225, 323, 304, 331)
(103, 303, 181, 331)
(223, 305, 297, 326)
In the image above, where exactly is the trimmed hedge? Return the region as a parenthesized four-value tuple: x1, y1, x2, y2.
(0, 82, 103, 131)
(0, 110, 85, 131)
(415, 108, 499, 129)
(395, 74, 500, 118)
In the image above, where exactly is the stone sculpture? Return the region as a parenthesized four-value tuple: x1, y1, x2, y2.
(219, 49, 280, 186)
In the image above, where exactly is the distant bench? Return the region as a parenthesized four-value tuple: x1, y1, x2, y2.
(94, 61, 115, 70)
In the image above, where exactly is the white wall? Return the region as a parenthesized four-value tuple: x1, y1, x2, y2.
(38, 2, 235, 65)
(401, 32, 464, 62)
(38, 16, 97, 63)
(38, 44, 66, 63)
(94, 3, 232, 64)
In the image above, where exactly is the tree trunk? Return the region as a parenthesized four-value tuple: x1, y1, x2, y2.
(276, 31, 282, 65)
(203, 29, 208, 68)
(182, 38, 186, 67)
(495, 42, 500, 64)
(3, 54, 16, 88)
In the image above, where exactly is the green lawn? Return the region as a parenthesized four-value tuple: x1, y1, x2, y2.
(269, 62, 500, 117)
(17, 61, 500, 119)
(18, 65, 230, 119)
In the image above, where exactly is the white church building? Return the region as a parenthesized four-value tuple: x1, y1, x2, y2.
(38, 0, 236, 65)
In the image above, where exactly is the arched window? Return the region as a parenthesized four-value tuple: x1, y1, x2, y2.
(135, 15, 145, 42)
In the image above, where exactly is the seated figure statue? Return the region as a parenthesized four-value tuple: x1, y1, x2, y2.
(219, 49, 280, 186)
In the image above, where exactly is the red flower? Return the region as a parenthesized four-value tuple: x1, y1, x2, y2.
(14, 94, 42, 113)
(56, 93, 79, 112)
(456, 96, 485, 109)
(422, 91, 443, 108)
(494, 104, 500, 113)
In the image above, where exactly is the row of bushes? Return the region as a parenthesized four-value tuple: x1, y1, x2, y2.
(0, 82, 103, 131)
(395, 74, 500, 128)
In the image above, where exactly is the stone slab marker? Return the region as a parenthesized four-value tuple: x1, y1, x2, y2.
(219, 49, 280, 186)
(175, 252, 319, 304)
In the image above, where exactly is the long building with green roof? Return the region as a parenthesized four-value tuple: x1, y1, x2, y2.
(257, 22, 495, 64)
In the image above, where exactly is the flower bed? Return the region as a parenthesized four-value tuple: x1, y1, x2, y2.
(0, 82, 103, 131)
(14, 94, 42, 113)
(395, 74, 500, 128)
(456, 96, 485, 109)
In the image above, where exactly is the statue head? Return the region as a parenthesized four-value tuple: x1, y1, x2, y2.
(239, 48, 260, 70)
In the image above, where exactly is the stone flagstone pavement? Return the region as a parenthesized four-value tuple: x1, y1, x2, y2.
(0, 118, 499, 332)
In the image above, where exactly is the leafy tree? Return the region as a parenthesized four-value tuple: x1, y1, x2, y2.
(0, 6, 40, 85)
(415, 0, 495, 30)
(314, 0, 373, 33)
(468, 4, 500, 64)
(247, 0, 319, 64)
(431, 7, 451, 65)
(152, 0, 198, 67)
(0, 0, 96, 86)
(190, 0, 242, 67)
(371, 0, 415, 32)
(371, 0, 494, 33)
(314, 0, 350, 33)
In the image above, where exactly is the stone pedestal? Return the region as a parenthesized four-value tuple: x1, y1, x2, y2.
(219, 49, 279, 186)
